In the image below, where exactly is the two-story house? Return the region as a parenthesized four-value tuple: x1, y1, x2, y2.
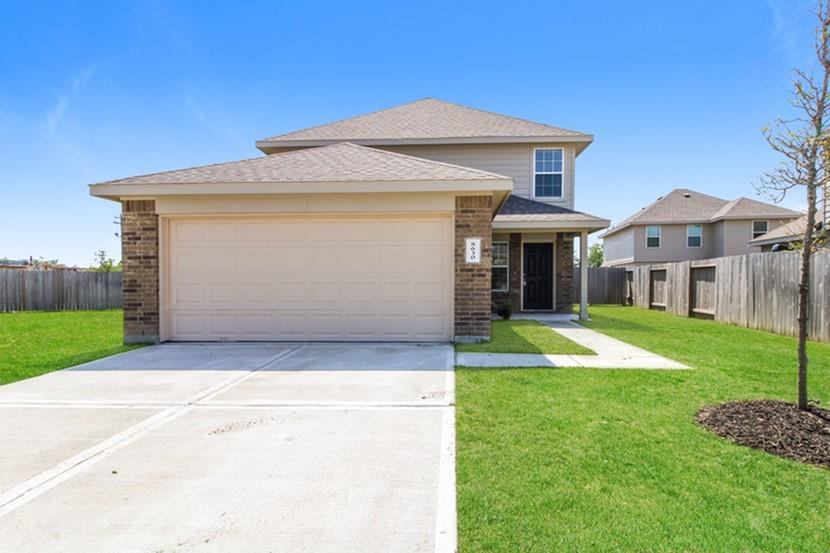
(91, 98, 609, 344)
(602, 189, 802, 267)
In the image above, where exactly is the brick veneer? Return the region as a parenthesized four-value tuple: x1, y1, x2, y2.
(491, 232, 521, 311)
(121, 200, 160, 344)
(555, 232, 576, 311)
(454, 195, 492, 341)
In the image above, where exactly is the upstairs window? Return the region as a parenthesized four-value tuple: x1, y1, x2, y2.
(752, 220, 769, 239)
(687, 224, 702, 248)
(492, 242, 509, 292)
(534, 148, 563, 198)
(646, 225, 661, 248)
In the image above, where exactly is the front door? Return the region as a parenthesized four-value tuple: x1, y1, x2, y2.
(523, 243, 553, 310)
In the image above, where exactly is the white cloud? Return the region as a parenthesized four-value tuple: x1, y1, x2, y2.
(44, 64, 96, 133)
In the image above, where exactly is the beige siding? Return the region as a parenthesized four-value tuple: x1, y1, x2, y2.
(380, 143, 577, 210)
(632, 224, 715, 263)
(720, 219, 790, 256)
(603, 228, 635, 266)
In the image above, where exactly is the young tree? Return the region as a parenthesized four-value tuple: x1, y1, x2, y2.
(587, 243, 604, 268)
(758, 0, 830, 410)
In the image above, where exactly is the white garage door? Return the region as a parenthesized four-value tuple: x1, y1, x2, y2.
(166, 215, 454, 342)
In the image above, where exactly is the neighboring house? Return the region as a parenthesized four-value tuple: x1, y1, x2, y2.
(749, 183, 829, 251)
(601, 189, 802, 267)
(90, 98, 609, 344)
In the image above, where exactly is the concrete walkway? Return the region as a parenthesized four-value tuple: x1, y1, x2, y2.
(457, 319, 688, 369)
(0, 343, 456, 553)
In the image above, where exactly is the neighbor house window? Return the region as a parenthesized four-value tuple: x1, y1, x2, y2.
(492, 242, 509, 292)
(687, 224, 702, 248)
(752, 220, 769, 239)
(534, 148, 563, 198)
(646, 225, 661, 248)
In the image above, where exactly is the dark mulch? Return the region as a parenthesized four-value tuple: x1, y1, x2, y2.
(696, 400, 830, 469)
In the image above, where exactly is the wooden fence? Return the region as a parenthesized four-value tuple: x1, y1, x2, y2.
(573, 267, 628, 305)
(627, 251, 830, 342)
(0, 271, 122, 312)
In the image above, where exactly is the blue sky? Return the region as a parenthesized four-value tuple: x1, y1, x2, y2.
(0, 0, 818, 266)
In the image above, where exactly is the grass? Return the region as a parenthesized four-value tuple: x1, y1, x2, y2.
(455, 319, 594, 355)
(0, 310, 139, 385)
(456, 306, 830, 552)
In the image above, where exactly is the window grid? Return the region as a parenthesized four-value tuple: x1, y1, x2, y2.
(534, 148, 564, 198)
(646, 225, 661, 248)
(492, 241, 509, 292)
(752, 220, 769, 239)
(687, 224, 702, 248)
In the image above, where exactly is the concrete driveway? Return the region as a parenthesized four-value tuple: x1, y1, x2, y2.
(0, 343, 456, 553)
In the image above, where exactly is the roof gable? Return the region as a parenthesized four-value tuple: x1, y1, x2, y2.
(256, 98, 592, 151)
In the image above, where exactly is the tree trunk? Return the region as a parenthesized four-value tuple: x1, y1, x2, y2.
(797, 182, 817, 410)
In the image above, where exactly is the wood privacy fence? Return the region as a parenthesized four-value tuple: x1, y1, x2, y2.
(627, 251, 830, 343)
(573, 267, 628, 305)
(0, 271, 122, 312)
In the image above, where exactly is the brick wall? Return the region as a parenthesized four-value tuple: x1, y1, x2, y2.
(455, 196, 492, 341)
(121, 200, 160, 344)
(491, 232, 521, 311)
(555, 232, 575, 311)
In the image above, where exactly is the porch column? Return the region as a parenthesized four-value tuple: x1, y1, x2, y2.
(579, 230, 588, 320)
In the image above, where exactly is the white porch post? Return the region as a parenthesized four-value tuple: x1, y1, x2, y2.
(579, 231, 588, 320)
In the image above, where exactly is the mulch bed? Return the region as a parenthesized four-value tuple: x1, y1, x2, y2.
(696, 400, 830, 469)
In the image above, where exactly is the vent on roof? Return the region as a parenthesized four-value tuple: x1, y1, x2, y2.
(683, 192, 691, 198)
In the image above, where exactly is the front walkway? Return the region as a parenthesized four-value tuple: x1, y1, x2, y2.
(0, 343, 456, 553)
(457, 317, 688, 369)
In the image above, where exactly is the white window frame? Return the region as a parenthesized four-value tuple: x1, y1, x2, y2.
(645, 225, 661, 248)
(532, 147, 564, 199)
(686, 224, 703, 248)
(491, 241, 509, 292)
(751, 220, 769, 240)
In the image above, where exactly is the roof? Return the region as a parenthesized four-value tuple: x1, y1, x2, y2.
(710, 196, 802, 221)
(493, 194, 610, 231)
(748, 215, 807, 246)
(601, 189, 802, 238)
(256, 98, 592, 152)
(93, 142, 511, 186)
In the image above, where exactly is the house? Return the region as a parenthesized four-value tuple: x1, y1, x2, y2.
(90, 98, 609, 344)
(749, 184, 829, 251)
(601, 189, 802, 267)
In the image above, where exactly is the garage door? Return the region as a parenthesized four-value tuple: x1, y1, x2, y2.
(165, 215, 453, 341)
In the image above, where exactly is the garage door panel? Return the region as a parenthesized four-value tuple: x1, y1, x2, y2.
(168, 216, 452, 341)
(276, 282, 308, 304)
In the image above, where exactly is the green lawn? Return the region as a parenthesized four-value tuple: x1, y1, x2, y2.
(457, 306, 830, 552)
(455, 320, 594, 355)
(0, 310, 138, 385)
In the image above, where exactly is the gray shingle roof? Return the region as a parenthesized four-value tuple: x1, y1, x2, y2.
(93, 142, 512, 186)
(256, 98, 590, 148)
(494, 194, 609, 224)
(710, 196, 803, 221)
(602, 189, 802, 238)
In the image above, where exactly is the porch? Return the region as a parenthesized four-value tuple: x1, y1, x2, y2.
(490, 195, 610, 320)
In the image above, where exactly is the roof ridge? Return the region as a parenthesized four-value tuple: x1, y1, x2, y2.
(261, 98, 430, 142)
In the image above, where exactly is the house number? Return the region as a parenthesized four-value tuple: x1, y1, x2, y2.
(465, 238, 481, 264)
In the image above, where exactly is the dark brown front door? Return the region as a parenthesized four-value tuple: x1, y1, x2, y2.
(523, 243, 553, 310)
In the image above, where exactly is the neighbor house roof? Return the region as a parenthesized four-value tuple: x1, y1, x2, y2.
(89, 142, 514, 200)
(748, 215, 807, 247)
(493, 194, 609, 232)
(256, 98, 592, 153)
(601, 189, 802, 238)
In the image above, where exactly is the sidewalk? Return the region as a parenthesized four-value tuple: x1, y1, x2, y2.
(456, 319, 689, 370)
